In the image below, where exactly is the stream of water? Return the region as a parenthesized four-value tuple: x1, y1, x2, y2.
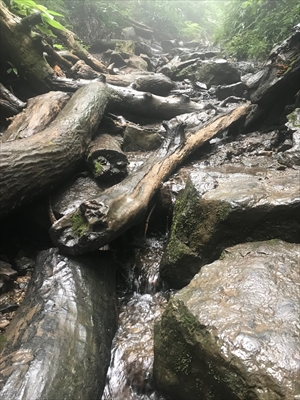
(102, 236, 169, 400)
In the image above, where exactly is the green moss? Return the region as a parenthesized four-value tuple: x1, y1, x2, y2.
(70, 211, 88, 237)
(283, 55, 300, 75)
(170, 179, 232, 253)
(287, 109, 300, 128)
(115, 40, 135, 54)
(93, 160, 103, 176)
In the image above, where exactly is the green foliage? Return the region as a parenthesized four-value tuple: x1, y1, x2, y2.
(216, 0, 300, 59)
(181, 22, 204, 41)
(10, 0, 66, 37)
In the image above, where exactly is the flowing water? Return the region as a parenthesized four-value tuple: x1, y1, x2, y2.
(102, 236, 169, 400)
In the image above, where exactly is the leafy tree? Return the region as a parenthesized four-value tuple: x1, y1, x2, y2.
(216, 0, 300, 60)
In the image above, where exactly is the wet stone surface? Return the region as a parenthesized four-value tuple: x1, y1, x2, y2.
(154, 240, 300, 400)
(102, 237, 169, 400)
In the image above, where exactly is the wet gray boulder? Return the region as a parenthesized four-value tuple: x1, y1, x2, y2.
(0, 249, 117, 400)
(123, 123, 163, 151)
(278, 108, 300, 167)
(216, 82, 248, 100)
(160, 167, 300, 288)
(154, 240, 300, 400)
(175, 59, 241, 86)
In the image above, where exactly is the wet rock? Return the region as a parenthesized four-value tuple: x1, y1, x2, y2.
(278, 108, 300, 167)
(125, 54, 148, 71)
(175, 59, 241, 87)
(216, 82, 248, 100)
(131, 73, 174, 96)
(160, 167, 300, 288)
(0, 261, 17, 282)
(246, 25, 300, 129)
(13, 255, 34, 275)
(154, 240, 300, 400)
(0, 248, 117, 400)
(123, 123, 163, 151)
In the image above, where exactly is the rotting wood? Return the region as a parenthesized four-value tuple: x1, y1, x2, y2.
(0, 81, 210, 219)
(50, 103, 250, 255)
(0, 82, 109, 219)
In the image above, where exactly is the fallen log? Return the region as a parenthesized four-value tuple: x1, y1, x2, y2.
(0, 81, 214, 218)
(53, 27, 108, 74)
(0, 82, 109, 219)
(106, 83, 205, 120)
(86, 134, 128, 181)
(0, 82, 26, 116)
(50, 103, 250, 255)
(0, 248, 117, 400)
(1, 91, 71, 142)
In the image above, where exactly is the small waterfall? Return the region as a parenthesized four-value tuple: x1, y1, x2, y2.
(102, 236, 168, 400)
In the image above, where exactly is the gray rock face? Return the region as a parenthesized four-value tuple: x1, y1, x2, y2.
(278, 108, 300, 167)
(154, 240, 300, 400)
(216, 82, 248, 100)
(176, 59, 241, 86)
(160, 167, 300, 288)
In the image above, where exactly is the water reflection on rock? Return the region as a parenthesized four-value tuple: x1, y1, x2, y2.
(102, 237, 168, 400)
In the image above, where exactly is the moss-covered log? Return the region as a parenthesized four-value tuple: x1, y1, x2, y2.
(50, 103, 250, 255)
(86, 134, 128, 181)
(0, 2, 56, 92)
(0, 82, 109, 218)
(0, 2, 107, 92)
(0, 248, 117, 400)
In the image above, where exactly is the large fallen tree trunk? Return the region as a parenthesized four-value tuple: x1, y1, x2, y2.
(0, 81, 211, 219)
(0, 248, 117, 400)
(0, 82, 109, 218)
(0, 2, 107, 92)
(1, 91, 71, 142)
(50, 103, 250, 255)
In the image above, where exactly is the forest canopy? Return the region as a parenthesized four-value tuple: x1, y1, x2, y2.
(4, 0, 300, 60)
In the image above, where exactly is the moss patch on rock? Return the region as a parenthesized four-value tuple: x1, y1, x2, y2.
(160, 179, 232, 288)
(70, 211, 88, 237)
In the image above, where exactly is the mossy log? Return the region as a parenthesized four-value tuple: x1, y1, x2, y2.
(0, 2, 106, 92)
(0, 80, 217, 219)
(86, 134, 128, 181)
(0, 82, 109, 219)
(0, 248, 117, 400)
(0, 3, 55, 92)
(50, 103, 250, 255)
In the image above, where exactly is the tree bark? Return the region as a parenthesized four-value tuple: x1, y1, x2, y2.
(0, 2, 55, 92)
(0, 248, 117, 400)
(0, 2, 107, 92)
(53, 27, 108, 74)
(86, 134, 128, 181)
(1, 91, 71, 142)
(0, 82, 26, 117)
(0, 79, 217, 219)
(0, 82, 109, 219)
(49, 103, 250, 255)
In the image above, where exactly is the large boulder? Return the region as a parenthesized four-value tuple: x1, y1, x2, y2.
(175, 59, 241, 86)
(154, 240, 300, 400)
(160, 167, 300, 288)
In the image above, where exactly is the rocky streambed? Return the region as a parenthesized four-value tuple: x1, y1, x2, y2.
(0, 22, 299, 400)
